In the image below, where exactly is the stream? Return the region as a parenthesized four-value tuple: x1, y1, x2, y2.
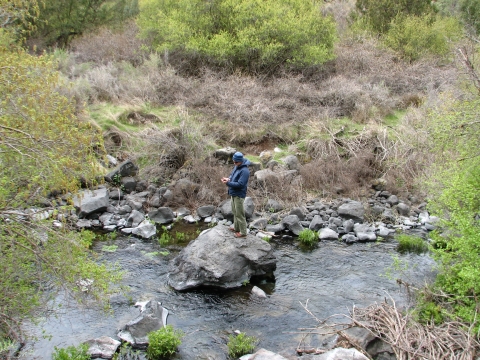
(19, 230, 436, 359)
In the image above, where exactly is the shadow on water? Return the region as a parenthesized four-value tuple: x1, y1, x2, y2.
(19, 229, 437, 359)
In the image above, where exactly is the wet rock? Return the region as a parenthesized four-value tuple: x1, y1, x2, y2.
(117, 300, 168, 349)
(84, 336, 121, 359)
(131, 221, 156, 239)
(167, 225, 277, 290)
(251, 286, 267, 298)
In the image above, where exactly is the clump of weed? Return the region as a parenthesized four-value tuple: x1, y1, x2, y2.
(158, 226, 173, 247)
(52, 344, 89, 360)
(298, 229, 318, 246)
(396, 234, 429, 254)
(227, 332, 258, 358)
(146, 325, 184, 359)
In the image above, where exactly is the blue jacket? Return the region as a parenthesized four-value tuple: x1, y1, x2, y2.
(227, 159, 251, 198)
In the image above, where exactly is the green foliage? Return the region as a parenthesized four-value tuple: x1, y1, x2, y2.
(113, 342, 142, 360)
(0, 41, 121, 340)
(227, 332, 257, 358)
(146, 325, 184, 359)
(383, 15, 462, 61)
(414, 299, 444, 324)
(137, 0, 337, 73)
(422, 95, 480, 328)
(101, 244, 118, 252)
(298, 229, 318, 246)
(460, 0, 480, 34)
(52, 343, 89, 360)
(0, 337, 15, 356)
(396, 234, 429, 254)
(0, 0, 41, 43)
(355, 0, 435, 34)
(158, 226, 173, 246)
(30, 0, 139, 47)
(174, 231, 186, 241)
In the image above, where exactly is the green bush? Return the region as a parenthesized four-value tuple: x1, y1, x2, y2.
(396, 234, 429, 254)
(158, 226, 173, 246)
(52, 344, 89, 360)
(227, 332, 257, 358)
(355, 0, 434, 33)
(383, 14, 462, 61)
(137, 0, 337, 73)
(298, 229, 318, 246)
(461, 0, 480, 34)
(422, 96, 480, 328)
(414, 300, 444, 325)
(146, 325, 184, 359)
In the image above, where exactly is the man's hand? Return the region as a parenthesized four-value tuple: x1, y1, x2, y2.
(221, 177, 230, 184)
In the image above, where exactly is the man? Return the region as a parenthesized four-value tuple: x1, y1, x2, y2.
(221, 152, 251, 238)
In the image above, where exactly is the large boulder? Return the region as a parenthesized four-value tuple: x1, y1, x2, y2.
(338, 200, 365, 223)
(167, 225, 277, 290)
(73, 188, 109, 218)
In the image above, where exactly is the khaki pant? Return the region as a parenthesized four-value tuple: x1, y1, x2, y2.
(231, 196, 247, 235)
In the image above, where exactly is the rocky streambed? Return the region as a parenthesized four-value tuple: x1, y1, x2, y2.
(14, 157, 440, 359)
(19, 228, 436, 359)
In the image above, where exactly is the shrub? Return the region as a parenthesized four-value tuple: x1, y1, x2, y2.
(137, 0, 337, 73)
(414, 300, 444, 325)
(383, 15, 462, 62)
(355, 0, 434, 34)
(158, 227, 173, 247)
(396, 234, 429, 254)
(52, 344, 89, 360)
(460, 0, 480, 34)
(227, 332, 257, 358)
(146, 325, 184, 359)
(298, 229, 318, 246)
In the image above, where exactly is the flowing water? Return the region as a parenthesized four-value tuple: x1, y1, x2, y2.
(19, 230, 436, 359)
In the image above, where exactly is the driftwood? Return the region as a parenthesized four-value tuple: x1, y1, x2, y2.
(296, 298, 480, 360)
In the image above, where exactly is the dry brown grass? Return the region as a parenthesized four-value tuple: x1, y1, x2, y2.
(69, 21, 146, 65)
(297, 298, 480, 360)
(58, 23, 461, 204)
